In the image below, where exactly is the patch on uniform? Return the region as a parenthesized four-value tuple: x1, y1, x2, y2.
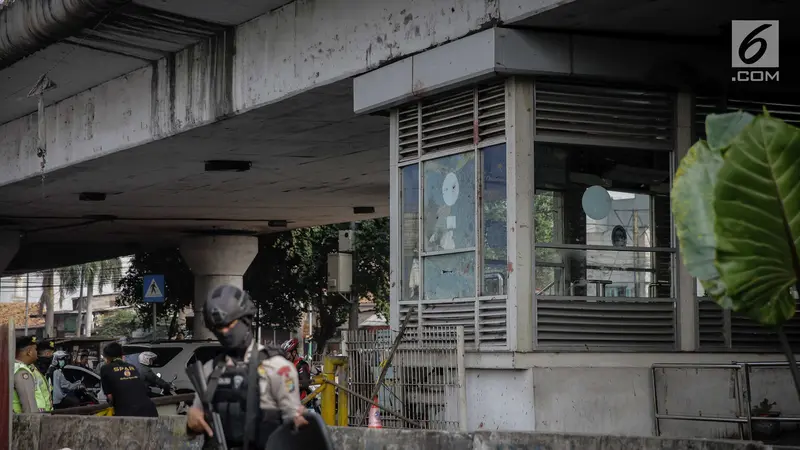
(284, 377, 295, 393)
(277, 366, 291, 377)
(258, 364, 267, 377)
(21, 372, 29, 380)
(123, 370, 131, 377)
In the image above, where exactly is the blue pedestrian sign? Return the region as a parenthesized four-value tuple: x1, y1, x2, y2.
(143, 274, 165, 303)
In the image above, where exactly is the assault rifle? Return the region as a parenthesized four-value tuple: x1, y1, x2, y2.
(187, 360, 228, 450)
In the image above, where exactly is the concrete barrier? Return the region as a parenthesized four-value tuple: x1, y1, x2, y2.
(12, 414, 773, 450)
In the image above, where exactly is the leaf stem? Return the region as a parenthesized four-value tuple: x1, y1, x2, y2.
(778, 322, 800, 404)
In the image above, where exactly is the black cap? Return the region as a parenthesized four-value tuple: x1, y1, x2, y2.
(37, 339, 55, 351)
(16, 335, 38, 350)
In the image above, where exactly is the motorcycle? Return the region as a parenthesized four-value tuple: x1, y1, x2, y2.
(151, 373, 190, 415)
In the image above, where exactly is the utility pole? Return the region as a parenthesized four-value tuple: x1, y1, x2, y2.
(348, 221, 359, 332)
(24, 273, 30, 335)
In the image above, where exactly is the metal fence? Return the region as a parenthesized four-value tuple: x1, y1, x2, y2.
(652, 361, 800, 440)
(343, 326, 466, 431)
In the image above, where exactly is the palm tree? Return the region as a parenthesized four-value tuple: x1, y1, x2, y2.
(58, 258, 123, 337)
(37, 269, 55, 337)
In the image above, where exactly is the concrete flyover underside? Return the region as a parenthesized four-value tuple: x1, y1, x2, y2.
(2, 0, 796, 274)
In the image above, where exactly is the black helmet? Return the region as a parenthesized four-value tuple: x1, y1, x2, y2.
(203, 284, 255, 329)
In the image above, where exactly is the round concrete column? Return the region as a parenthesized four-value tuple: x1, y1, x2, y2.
(180, 235, 258, 339)
(0, 231, 21, 274)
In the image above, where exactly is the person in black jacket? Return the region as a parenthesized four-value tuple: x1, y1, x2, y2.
(137, 351, 173, 394)
(99, 343, 158, 417)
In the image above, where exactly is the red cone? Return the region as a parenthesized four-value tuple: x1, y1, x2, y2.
(368, 397, 382, 428)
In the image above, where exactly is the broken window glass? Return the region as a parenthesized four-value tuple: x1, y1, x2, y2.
(423, 252, 476, 300)
(481, 144, 507, 296)
(423, 152, 476, 253)
(400, 164, 420, 301)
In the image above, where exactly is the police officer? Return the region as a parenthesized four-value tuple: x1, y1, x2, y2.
(99, 342, 159, 417)
(35, 339, 55, 376)
(13, 336, 53, 413)
(186, 284, 308, 449)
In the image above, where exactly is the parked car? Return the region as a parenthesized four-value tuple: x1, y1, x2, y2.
(60, 364, 106, 404)
(122, 340, 223, 393)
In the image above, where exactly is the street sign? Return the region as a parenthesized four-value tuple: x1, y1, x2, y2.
(143, 274, 165, 303)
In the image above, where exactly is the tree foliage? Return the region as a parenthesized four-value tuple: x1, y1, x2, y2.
(94, 309, 139, 338)
(116, 219, 390, 351)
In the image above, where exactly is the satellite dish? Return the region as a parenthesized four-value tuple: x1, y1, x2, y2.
(582, 186, 612, 220)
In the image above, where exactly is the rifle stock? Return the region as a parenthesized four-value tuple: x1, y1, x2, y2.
(187, 361, 228, 450)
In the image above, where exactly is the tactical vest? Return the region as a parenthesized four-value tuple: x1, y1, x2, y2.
(210, 347, 282, 449)
(13, 362, 53, 413)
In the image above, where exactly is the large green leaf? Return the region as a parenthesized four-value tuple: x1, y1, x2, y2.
(672, 112, 754, 309)
(714, 115, 800, 325)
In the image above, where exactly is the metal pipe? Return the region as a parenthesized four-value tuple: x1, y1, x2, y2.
(323, 379, 420, 428)
(653, 413, 748, 424)
(0, 0, 132, 70)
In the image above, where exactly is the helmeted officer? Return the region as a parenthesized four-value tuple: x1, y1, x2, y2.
(13, 336, 53, 413)
(186, 284, 308, 449)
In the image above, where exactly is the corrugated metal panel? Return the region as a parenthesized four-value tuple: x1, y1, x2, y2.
(395, 81, 506, 160)
(694, 96, 800, 141)
(536, 297, 676, 350)
(534, 82, 674, 149)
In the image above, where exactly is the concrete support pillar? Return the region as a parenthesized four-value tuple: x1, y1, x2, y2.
(180, 235, 258, 339)
(0, 231, 20, 274)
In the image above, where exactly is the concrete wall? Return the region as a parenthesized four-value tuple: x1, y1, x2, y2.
(11, 414, 772, 450)
(0, 0, 501, 189)
(463, 356, 800, 439)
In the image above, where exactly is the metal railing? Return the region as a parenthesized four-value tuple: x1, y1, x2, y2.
(651, 361, 800, 439)
(343, 326, 466, 431)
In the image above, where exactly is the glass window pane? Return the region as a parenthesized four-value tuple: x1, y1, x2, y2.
(423, 152, 476, 252)
(401, 165, 420, 300)
(423, 252, 476, 299)
(534, 143, 673, 298)
(481, 144, 507, 296)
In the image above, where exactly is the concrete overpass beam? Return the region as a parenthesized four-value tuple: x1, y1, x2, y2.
(179, 235, 258, 339)
(0, 231, 21, 274)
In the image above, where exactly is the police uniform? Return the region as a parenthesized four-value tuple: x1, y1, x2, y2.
(100, 358, 158, 417)
(13, 336, 53, 413)
(191, 342, 303, 449)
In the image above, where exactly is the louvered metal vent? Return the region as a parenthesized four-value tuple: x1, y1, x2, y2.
(534, 82, 674, 149)
(396, 82, 506, 159)
(698, 299, 726, 348)
(536, 298, 676, 350)
(420, 300, 477, 344)
(698, 299, 800, 351)
(694, 96, 800, 141)
(477, 298, 507, 346)
(397, 104, 420, 161)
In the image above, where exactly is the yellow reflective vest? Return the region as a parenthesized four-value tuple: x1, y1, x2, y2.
(13, 361, 53, 413)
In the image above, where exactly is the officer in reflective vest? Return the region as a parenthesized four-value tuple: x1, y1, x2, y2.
(13, 336, 53, 413)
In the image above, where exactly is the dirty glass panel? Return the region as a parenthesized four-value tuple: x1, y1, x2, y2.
(423, 152, 476, 253)
(535, 247, 673, 297)
(481, 144, 507, 296)
(400, 164, 420, 301)
(423, 252, 476, 300)
(534, 190, 562, 295)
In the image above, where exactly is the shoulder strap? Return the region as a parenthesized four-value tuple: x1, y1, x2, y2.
(243, 345, 262, 449)
(204, 356, 228, 405)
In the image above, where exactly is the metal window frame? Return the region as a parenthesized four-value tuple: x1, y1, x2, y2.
(530, 78, 679, 352)
(390, 82, 509, 348)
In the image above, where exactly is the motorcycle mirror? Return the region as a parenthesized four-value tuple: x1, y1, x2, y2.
(171, 374, 178, 382)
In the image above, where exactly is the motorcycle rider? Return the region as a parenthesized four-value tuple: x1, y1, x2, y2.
(186, 284, 308, 449)
(138, 351, 174, 394)
(51, 350, 84, 409)
(281, 338, 312, 401)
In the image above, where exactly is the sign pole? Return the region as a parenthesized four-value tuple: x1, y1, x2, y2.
(153, 303, 157, 341)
